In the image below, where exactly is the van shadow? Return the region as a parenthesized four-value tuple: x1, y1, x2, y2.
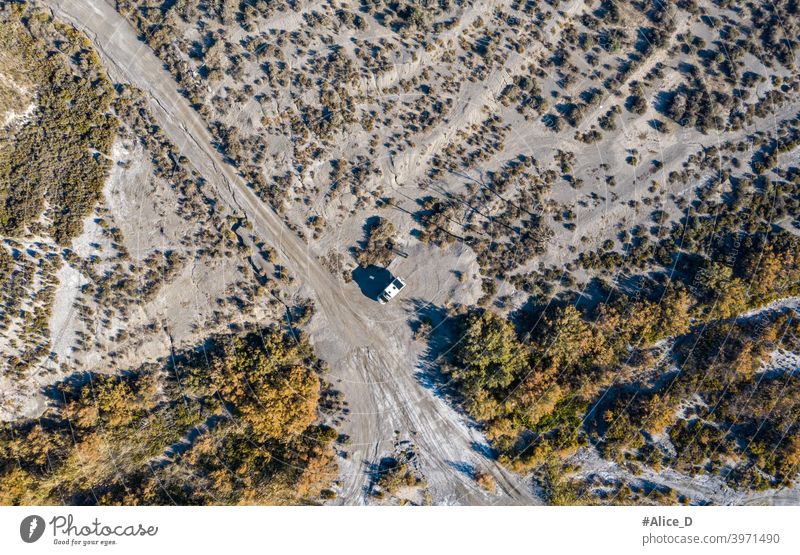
(351, 265, 393, 301)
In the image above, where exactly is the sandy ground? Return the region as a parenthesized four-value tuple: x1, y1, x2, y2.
(45, 0, 538, 505)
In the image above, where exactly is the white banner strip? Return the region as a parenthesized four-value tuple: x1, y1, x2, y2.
(2, 506, 799, 554)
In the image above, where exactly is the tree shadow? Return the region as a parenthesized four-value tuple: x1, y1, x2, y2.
(407, 300, 492, 438)
(471, 441, 497, 460)
(407, 300, 459, 399)
(151, 413, 227, 469)
(654, 89, 677, 115)
(446, 460, 477, 479)
(358, 215, 382, 251)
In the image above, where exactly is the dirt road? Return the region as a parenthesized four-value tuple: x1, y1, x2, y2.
(45, 0, 537, 504)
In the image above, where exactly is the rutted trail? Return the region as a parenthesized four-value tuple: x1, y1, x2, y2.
(45, 0, 536, 504)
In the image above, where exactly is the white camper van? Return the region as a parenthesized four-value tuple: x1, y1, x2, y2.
(378, 277, 406, 304)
